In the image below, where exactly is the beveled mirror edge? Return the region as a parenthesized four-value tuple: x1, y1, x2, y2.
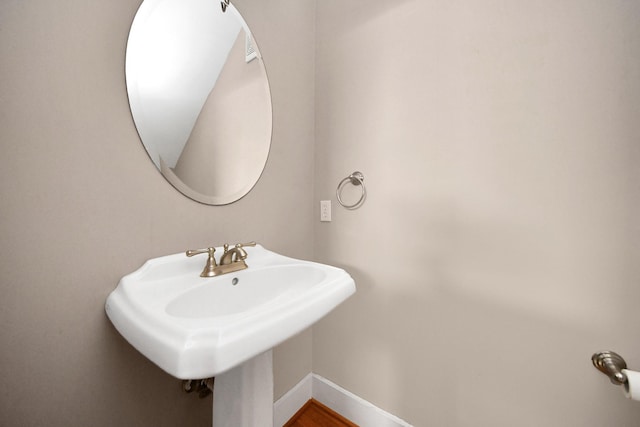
(125, 1, 273, 206)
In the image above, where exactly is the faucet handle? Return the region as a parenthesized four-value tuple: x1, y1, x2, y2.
(186, 247, 218, 277)
(219, 242, 257, 265)
(236, 242, 257, 248)
(222, 242, 256, 253)
(186, 247, 216, 259)
(235, 242, 256, 255)
(231, 242, 256, 261)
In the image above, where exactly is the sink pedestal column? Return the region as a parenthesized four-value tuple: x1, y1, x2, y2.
(212, 350, 274, 427)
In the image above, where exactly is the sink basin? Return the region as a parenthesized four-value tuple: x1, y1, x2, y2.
(105, 244, 355, 379)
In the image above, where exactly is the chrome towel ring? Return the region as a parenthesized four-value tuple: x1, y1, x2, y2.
(336, 171, 366, 209)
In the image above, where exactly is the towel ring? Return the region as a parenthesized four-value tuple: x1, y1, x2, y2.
(336, 171, 366, 209)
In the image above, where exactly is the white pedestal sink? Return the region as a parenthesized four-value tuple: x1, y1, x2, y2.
(105, 244, 355, 426)
(213, 350, 273, 427)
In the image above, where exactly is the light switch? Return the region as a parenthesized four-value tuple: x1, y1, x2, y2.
(320, 200, 331, 222)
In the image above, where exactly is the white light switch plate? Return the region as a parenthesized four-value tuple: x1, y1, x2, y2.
(320, 200, 331, 222)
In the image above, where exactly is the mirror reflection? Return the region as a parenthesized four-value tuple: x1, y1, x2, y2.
(126, 0, 272, 205)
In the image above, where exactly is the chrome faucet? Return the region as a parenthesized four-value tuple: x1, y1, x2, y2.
(186, 242, 256, 277)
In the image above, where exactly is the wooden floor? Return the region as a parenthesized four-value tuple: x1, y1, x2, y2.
(283, 399, 358, 427)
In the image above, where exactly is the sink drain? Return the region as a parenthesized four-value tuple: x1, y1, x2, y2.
(231, 277, 239, 286)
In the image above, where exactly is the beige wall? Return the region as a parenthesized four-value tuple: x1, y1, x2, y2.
(313, 0, 640, 426)
(0, 0, 314, 425)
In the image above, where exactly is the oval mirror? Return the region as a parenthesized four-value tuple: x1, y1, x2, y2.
(126, 0, 272, 205)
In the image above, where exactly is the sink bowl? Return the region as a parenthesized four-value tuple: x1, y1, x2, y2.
(105, 244, 355, 379)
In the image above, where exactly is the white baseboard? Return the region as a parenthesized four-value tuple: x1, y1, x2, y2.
(273, 373, 413, 427)
(273, 373, 313, 426)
